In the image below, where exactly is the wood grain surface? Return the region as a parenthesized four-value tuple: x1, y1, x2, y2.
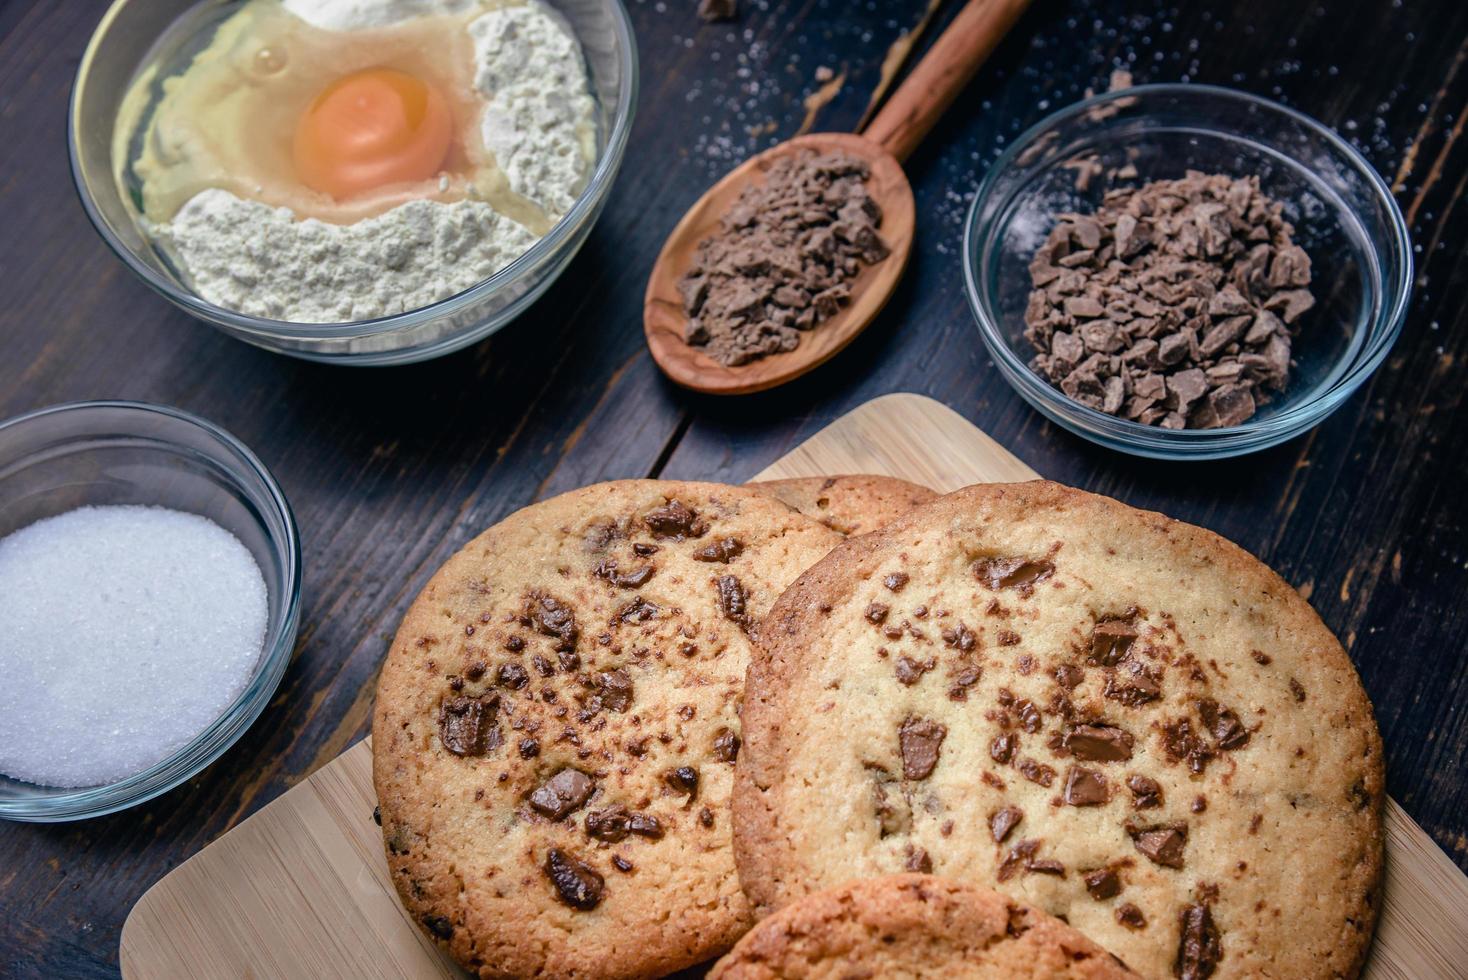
(862, 0, 1035, 162)
(115, 394, 1468, 980)
(2, 0, 1467, 977)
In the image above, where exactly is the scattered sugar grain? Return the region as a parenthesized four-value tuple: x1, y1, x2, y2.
(0, 506, 269, 788)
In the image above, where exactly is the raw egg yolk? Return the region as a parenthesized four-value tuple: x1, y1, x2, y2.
(292, 68, 452, 199)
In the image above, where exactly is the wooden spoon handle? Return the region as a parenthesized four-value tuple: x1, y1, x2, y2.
(862, 0, 1032, 162)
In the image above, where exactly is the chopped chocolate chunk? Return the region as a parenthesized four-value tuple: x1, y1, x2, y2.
(1116, 903, 1147, 929)
(1084, 868, 1122, 900)
(883, 572, 910, 592)
(990, 732, 1018, 765)
(497, 662, 529, 689)
(948, 666, 982, 701)
(544, 848, 604, 910)
(1028, 858, 1066, 876)
(693, 537, 744, 563)
(526, 591, 578, 651)
(1192, 795, 1208, 814)
(894, 656, 932, 686)
(864, 602, 890, 625)
(996, 629, 1022, 646)
(1090, 617, 1138, 665)
(898, 716, 947, 780)
(1064, 723, 1135, 762)
(1054, 664, 1084, 689)
(941, 623, 978, 652)
(529, 769, 595, 820)
(1063, 767, 1110, 806)
(1105, 658, 1162, 706)
(627, 812, 664, 839)
(597, 670, 634, 713)
(1176, 903, 1222, 980)
(584, 521, 624, 553)
(1197, 698, 1250, 750)
(1251, 650, 1272, 666)
(904, 845, 933, 873)
(699, 806, 715, 828)
(611, 855, 634, 873)
(438, 693, 501, 757)
(593, 559, 656, 589)
(422, 914, 453, 940)
(997, 839, 1039, 882)
(632, 542, 659, 557)
(665, 766, 700, 802)
(1017, 758, 1056, 787)
(990, 805, 1023, 843)
(1126, 775, 1163, 809)
(532, 654, 554, 676)
(869, 767, 911, 837)
(1015, 698, 1043, 733)
(715, 575, 751, 630)
(1162, 718, 1215, 774)
(643, 500, 707, 540)
(1130, 823, 1188, 868)
(974, 557, 1056, 592)
(713, 728, 741, 763)
(372, 805, 382, 826)
(585, 804, 634, 842)
(616, 596, 659, 624)
(1289, 678, 1306, 702)
(519, 737, 540, 759)
(999, 838, 1065, 877)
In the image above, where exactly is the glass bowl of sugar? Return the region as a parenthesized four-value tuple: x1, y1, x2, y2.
(0, 401, 300, 822)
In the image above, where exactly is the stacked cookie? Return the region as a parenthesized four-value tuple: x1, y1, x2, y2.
(373, 477, 1383, 978)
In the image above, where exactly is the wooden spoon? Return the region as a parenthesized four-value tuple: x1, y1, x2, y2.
(644, 0, 1033, 395)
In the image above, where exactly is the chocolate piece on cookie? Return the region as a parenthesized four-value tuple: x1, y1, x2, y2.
(374, 480, 840, 978)
(709, 874, 1141, 978)
(749, 474, 937, 537)
(735, 481, 1383, 979)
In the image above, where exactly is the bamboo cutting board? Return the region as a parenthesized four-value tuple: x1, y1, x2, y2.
(121, 393, 1468, 979)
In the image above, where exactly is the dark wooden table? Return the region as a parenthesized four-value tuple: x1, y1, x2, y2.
(2, 0, 1465, 975)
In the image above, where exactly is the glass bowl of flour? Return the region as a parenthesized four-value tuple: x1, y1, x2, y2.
(0, 401, 301, 821)
(70, 0, 638, 365)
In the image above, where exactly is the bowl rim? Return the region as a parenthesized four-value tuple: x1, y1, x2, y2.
(962, 83, 1413, 459)
(0, 399, 302, 822)
(67, 0, 640, 339)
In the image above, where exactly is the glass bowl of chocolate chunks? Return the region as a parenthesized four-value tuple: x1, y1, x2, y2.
(963, 84, 1411, 460)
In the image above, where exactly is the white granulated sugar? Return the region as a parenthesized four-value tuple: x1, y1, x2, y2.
(158, 0, 593, 323)
(161, 190, 537, 322)
(0, 506, 269, 788)
(471, 3, 597, 216)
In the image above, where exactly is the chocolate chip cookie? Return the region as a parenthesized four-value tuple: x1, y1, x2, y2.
(373, 480, 841, 979)
(749, 475, 937, 537)
(710, 873, 1141, 978)
(735, 481, 1383, 979)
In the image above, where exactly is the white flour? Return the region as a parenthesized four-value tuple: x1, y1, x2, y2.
(164, 190, 537, 321)
(155, 0, 594, 323)
(471, 4, 596, 217)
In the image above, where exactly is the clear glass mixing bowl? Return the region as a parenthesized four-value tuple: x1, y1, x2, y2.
(963, 85, 1412, 459)
(0, 401, 301, 821)
(69, 0, 638, 365)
